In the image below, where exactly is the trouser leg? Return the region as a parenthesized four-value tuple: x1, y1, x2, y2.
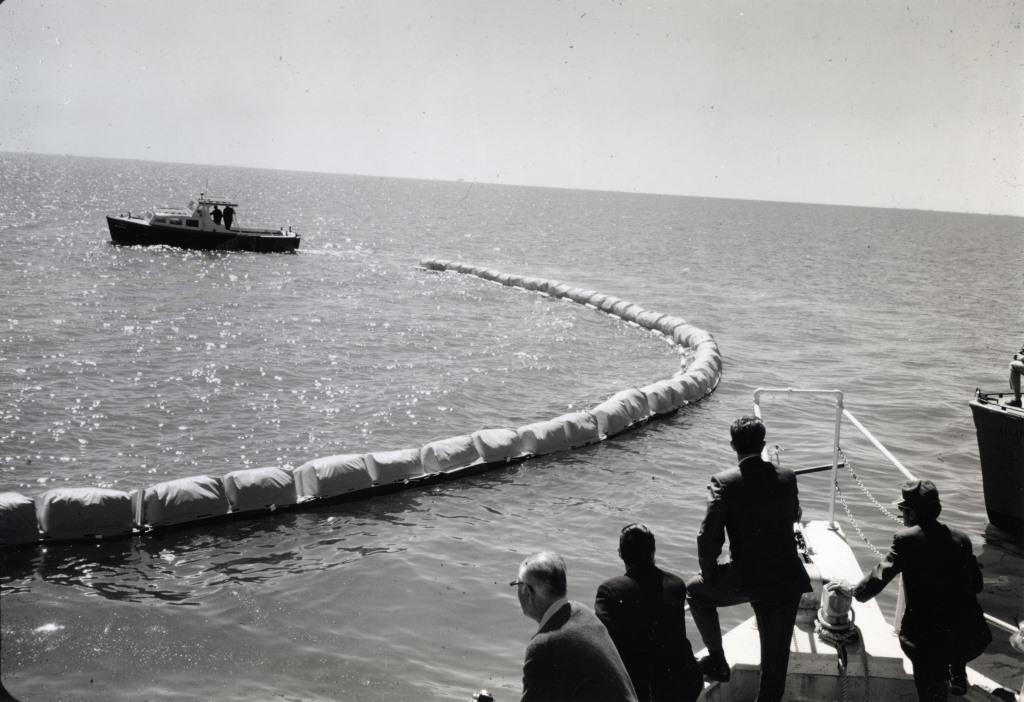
(910, 653, 949, 702)
(685, 567, 748, 653)
(751, 595, 801, 702)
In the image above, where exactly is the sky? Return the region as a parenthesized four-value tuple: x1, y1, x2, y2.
(2, 0, 1022, 216)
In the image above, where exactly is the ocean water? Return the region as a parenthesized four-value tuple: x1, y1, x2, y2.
(1, 152, 1021, 700)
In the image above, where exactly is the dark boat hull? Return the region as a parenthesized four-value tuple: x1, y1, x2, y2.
(107, 216, 300, 253)
(971, 396, 1024, 535)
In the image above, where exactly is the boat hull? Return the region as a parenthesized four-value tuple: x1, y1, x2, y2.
(971, 397, 1024, 535)
(107, 216, 300, 253)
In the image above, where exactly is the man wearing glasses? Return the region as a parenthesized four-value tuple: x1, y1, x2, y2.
(512, 551, 637, 702)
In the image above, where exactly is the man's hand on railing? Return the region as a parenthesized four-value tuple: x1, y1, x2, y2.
(1010, 621, 1024, 655)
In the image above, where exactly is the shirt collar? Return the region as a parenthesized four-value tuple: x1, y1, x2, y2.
(737, 453, 761, 466)
(537, 597, 569, 631)
(624, 561, 656, 578)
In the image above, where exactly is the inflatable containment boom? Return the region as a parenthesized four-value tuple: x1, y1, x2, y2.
(0, 260, 722, 548)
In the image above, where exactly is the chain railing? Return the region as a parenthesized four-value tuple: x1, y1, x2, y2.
(837, 448, 903, 527)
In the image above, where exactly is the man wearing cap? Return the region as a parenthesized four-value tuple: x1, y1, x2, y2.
(596, 523, 702, 702)
(513, 551, 638, 702)
(852, 480, 990, 700)
(686, 416, 811, 702)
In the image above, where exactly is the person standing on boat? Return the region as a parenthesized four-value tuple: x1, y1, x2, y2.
(513, 551, 638, 702)
(851, 480, 990, 701)
(223, 204, 235, 230)
(595, 523, 702, 702)
(685, 415, 811, 702)
(1009, 346, 1023, 407)
(211, 205, 223, 225)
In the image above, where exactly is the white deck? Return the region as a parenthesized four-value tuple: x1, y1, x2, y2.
(696, 521, 1011, 701)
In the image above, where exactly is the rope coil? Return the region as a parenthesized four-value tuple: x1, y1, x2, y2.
(815, 582, 866, 701)
(815, 583, 860, 648)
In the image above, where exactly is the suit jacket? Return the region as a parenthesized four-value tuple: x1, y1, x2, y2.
(854, 520, 990, 661)
(696, 456, 811, 601)
(521, 601, 638, 702)
(595, 565, 702, 702)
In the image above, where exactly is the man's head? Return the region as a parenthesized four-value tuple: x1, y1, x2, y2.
(618, 523, 656, 569)
(730, 416, 766, 457)
(514, 551, 567, 623)
(896, 479, 941, 525)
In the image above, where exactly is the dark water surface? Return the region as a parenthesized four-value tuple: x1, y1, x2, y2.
(1, 153, 1022, 700)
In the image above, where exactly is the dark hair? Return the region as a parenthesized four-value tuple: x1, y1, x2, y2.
(730, 416, 766, 455)
(619, 523, 655, 566)
(521, 552, 567, 597)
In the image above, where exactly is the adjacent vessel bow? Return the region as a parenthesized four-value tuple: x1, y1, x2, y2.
(107, 195, 300, 253)
(970, 347, 1024, 536)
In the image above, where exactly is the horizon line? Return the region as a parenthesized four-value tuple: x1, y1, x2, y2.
(5, 148, 1021, 220)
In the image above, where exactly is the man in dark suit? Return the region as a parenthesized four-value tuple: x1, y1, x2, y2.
(686, 416, 811, 702)
(852, 480, 990, 701)
(514, 551, 638, 702)
(596, 523, 702, 702)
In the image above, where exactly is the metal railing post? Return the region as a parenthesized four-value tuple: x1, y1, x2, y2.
(751, 387, 844, 528)
(828, 391, 844, 529)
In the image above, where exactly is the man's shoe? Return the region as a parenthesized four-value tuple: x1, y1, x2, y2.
(698, 653, 731, 683)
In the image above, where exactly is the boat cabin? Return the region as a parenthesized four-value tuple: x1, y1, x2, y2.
(143, 198, 241, 231)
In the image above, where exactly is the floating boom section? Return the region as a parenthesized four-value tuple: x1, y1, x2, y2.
(0, 260, 722, 547)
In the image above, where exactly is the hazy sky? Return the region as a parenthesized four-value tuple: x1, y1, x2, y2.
(3, 1, 1022, 215)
